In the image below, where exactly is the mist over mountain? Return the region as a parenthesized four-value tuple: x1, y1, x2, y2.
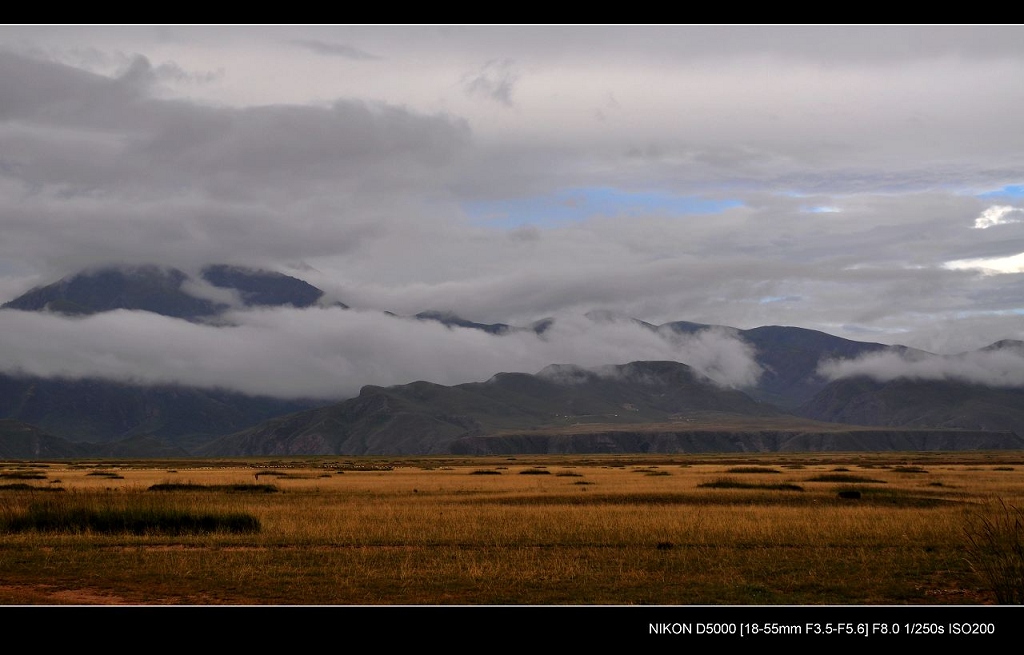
(2, 263, 1023, 457)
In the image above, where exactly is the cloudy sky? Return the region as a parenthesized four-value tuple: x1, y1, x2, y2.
(2, 25, 1024, 397)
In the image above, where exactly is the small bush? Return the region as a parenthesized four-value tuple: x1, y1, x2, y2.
(963, 499, 1024, 604)
(519, 469, 551, 475)
(470, 469, 501, 475)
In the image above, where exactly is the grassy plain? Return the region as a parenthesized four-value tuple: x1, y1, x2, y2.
(0, 452, 1022, 605)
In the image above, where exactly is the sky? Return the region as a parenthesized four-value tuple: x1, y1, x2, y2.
(2, 25, 1024, 398)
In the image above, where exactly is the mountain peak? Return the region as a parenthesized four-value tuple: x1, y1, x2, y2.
(3, 263, 335, 318)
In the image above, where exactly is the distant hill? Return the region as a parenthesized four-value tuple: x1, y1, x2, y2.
(2, 265, 221, 318)
(203, 358, 1024, 457)
(2, 263, 340, 318)
(0, 374, 321, 452)
(200, 264, 334, 309)
(798, 376, 1024, 437)
(0, 419, 90, 458)
(0, 419, 192, 459)
(414, 310, 515, 335)
(199, 360, 786, 456)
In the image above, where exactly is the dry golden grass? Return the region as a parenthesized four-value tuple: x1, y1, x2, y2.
(0, 452, 1022, 604)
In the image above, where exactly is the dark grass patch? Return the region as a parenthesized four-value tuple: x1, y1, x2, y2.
(993, 467, 1015, 471)
(85, 471, 124, 479)
(646, 471, 671, 476)
(835, 488, 956, 508)
(148, 483, 279, 493)
(519, 469, 551, 475)
(336, 464, 394, 471)
(832, 467, 851, 472)
(698, 478, 804, 491)
(254, 471, 316, 479)
(892, 466, 929, 474)
(806, 473, 886, 484)
(0, 483, 64, 492)
(725, 466, 781, 474)
(573, 481, 595, 485)
(1, 502, 260, 535)
(470, 469, 502, 475)
(0, 472, 47, 480)
(555, 471, 583, 477)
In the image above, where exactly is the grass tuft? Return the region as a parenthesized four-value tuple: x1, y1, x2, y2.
(963, 499, 1024, 604)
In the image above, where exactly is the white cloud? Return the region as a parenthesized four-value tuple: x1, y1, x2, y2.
(943, 252, 1024, 275)
(819, 346, 1024, 387)
(973, 205, 1022, 229)
(0, 308, 761, 398)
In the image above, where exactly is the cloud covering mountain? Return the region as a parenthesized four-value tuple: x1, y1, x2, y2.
(3, 25, 1024, 391)
(0, 307, 760, 399)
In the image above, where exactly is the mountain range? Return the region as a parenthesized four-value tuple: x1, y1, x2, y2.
(1, 264, 1023, 457)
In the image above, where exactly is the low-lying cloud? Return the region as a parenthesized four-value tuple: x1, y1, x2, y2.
(0, 308, 761, 399)
(818, 344, 1024, 388)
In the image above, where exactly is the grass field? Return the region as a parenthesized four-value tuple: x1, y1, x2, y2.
(0, 452, 1022, 605)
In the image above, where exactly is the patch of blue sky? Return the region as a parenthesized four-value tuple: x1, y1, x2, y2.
(802, 205, 841, 213)
(977, 184, 1024, 199)
(464, 187, 743, 228)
